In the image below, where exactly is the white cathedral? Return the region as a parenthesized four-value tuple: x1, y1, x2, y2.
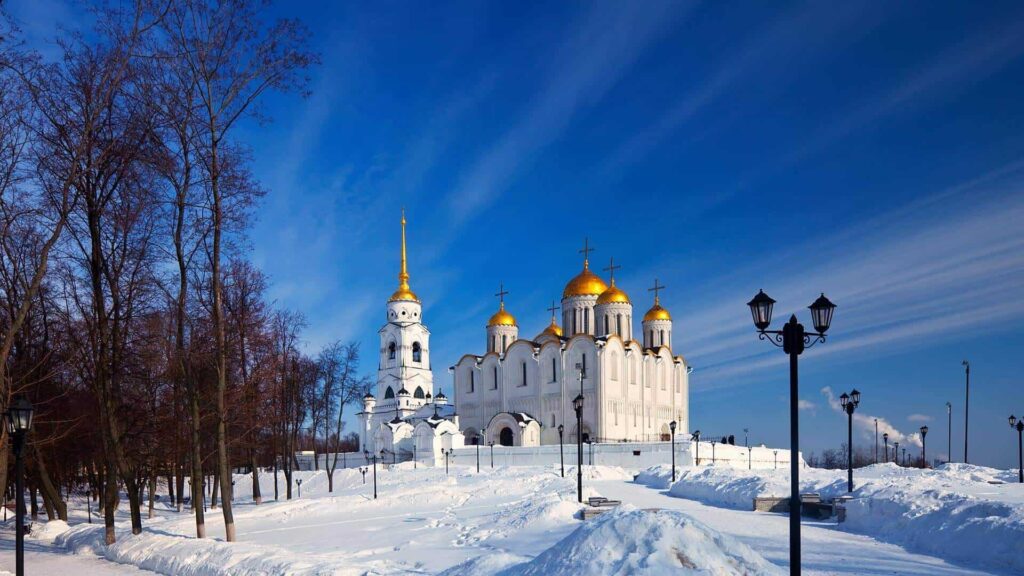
(359, 214, 690, 460)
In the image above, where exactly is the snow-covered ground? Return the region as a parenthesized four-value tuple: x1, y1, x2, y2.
(637, 462, 1024, 574)
(0, 462, 1019, 574)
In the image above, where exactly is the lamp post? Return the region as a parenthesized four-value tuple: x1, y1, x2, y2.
(745, 426, 753, 467)
(670, 420, 677, 482)
(774, 450, 779, 469)
(475, 434, 481, 473)
(296, 478, 302, 498)
(893, 441, 899, 466)
(558, 424, 565, 477)
(360, 467, 367, 484)
(692, 430, 701, 465)
(902, 447, 907, 466)
(442, 448, 451, 475)
(946, 401, 952, 464)
(413, 443, 417, 469)
(840, 389, 861, 492)
(747, 289, 836, 576)
(363, 450, 377, 499)
(488, 441, 494, 469)
(883, 433, 889, 463)
(874, 418, 878, 464)
(5, 397, 34, 576)
(919, 426, 929, 468)
(962, 360, 970, 463)
(573, 393, 584, 503)
(1009, 415, 1023, 483)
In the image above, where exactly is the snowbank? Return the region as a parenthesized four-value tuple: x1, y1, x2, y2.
(647, 462, 1024, 573)
(459, 506, 783, 575)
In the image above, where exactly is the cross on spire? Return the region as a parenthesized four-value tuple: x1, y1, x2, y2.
(547, 300, 560, 318)
(603, 257, 621, 284)
(648, 278, 666, 303)
(578, 237, 595, 268)
(495, 282, 509, 309)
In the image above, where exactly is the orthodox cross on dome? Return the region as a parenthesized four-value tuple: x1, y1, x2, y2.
(578, 238, 595, 268)
(546, 300, 560, 318)
(603, 257, 621, 285)
(495, 282, 509, 310)
(648, 278, 666, 304)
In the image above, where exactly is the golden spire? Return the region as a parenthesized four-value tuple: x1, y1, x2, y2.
(488, 282, 516, 326)
(389, 209, 420, 302)
(597, 257, 630, 304)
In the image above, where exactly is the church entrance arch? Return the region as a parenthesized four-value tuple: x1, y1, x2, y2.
(499, 427, 514, 446)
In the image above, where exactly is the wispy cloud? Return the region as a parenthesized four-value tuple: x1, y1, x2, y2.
(797, 399, 816, 411)
(684, 158, 1024, 389)
(907, 414, 932, 423)
(822, 387, 921, 447)
(443, 0, 693, 229)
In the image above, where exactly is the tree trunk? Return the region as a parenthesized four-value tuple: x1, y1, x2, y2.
(250, 449, 261, 504)
(189, 387, 206, 537)
(35, 452, 67, 521)
(210, 470, 219, 509)
(148, 475, 156, 519)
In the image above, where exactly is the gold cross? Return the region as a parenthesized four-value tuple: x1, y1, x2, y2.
(578, 237, 595, 264)
(648, 279, 666, 302)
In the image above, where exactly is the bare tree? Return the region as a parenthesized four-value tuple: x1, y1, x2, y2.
(318, 341, 370, 492)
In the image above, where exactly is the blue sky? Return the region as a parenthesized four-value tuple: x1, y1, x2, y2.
(11, 0, 1024, 467)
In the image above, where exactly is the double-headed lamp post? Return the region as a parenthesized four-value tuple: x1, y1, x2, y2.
(920, 426, 929, 468)
(558, 424, 565, 478)
(747, 289, 836, 576)
(692, 430, 701, 465)
(669, 420, 678, 482)
(840, 389, 861, 492)
(573, 393, 584, 503)
(5, 397, 34, 576)
(1009, 415, 1023, 483)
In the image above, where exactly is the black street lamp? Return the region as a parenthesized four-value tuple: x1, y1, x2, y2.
(573, 393, 584, 503)
(874, 418, 878, 464)
(840, 389, 860, 492)
(692, 430, 701, 465)
(296, 478, 303, 498)
(963, 360, 970, 463)
(5, 397, 34, 576)
(1009, 415, 1023, 483)
(669, 420, 677, 482)
(442, 448, 451, 475)
(360, 467, 368, 484)
(744, 428, 750, 470)
(902, 447, 907, 466)
(747, 289, 836, 576)
(488, 441, 494, 469)
(920, 426, 929, 468)
(774, 450, 779, 469)
(946, 401, 952, 464)
(475, 434, 481, 473)
(894, 441, 899, 466)
(883, 433, 889, 463)
(558, 424, 565, 478)
(363, 450, 377, 499)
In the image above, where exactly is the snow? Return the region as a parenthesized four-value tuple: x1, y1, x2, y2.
(638, 462, 1024, 574)
(467, 506, 785, 575)
(3, 461, 1020, 575)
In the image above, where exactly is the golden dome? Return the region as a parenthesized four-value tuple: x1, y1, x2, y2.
(563, 263, 608, 298)
(488, 303, 517, 327)
(388, 210, 421, 302)
(643, 302, 672, 322)
(597, 281, 631, 305)
(540, 318, 563, 338)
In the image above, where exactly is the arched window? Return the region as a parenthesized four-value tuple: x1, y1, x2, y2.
(572, 313, 577, 334)
(551, 358, 557, 382)
(493, 366, 499, 389)
(610, 353, 619, 380)
(551, 414, 556, 427)
(521, 362, 527, 387)
(660, 330, 666, 346)
(384, 386, 395, 399)
(414, 386, 425, 399)
(470, 371, 475, 393)
(412, 342, 422, 363)
(388, 342, 396, 360)
(491, 335, 497, 352)
(502, 334, 507, 352)
(584, 309, 590, 333)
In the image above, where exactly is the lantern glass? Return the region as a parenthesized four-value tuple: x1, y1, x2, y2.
(809, 293, 836, 333)
(670, 420, 677, 433)
(7, 397, 33, 433)
(920, 426, 928, 437)
(851, 389, 861, 405)
(747, 290, 775, 330)
(840, 393, 849, 408)
(558, 424, 564, 433)
(573, 394, 584, 412)
(1010, 415, 1017, 428)
(883, 433, 888, 440)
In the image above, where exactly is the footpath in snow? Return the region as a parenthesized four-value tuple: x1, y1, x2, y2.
(636, 462, 1024, 574)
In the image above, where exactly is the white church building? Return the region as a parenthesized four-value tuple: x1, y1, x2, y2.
(453, 244, 690, 448)
(358, 214, 690, 462)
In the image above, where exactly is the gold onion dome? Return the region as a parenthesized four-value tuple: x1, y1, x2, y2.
(643, 299, 672, 322)
(563, 262, 608, 298)
(488, 303, 517, 327)
(389, 210, 420, 302)
(540, 317, 563, 338)
(597, 280, 631, 305)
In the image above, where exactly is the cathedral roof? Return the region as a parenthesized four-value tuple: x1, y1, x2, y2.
(388, 210, 420, 303)
(597, 282, 630, 305)
(538, 317, 563, 338)
(563, 261, 608, 298)
(643, 301, 672, 322)
(487, 302, 517, 327)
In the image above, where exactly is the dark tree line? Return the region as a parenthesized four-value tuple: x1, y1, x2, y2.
(0, 1, 368, 544)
